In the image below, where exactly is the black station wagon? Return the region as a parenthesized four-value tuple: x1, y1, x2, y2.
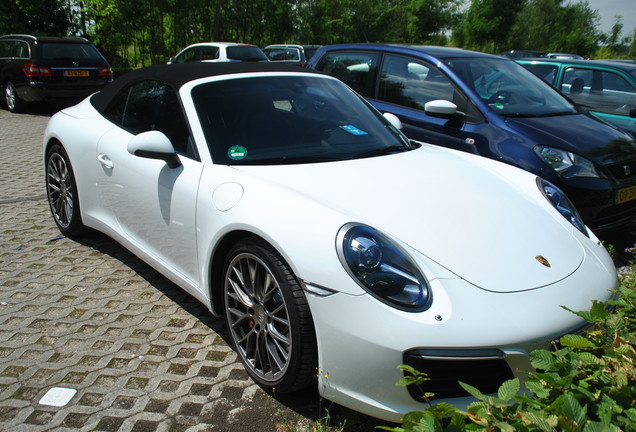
(0, 34, 113, 112)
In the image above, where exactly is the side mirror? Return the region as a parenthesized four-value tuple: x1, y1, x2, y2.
(383, 112, 403, 130)
(424, 100, 459, 118)
(629, 107, 636, 118)
(127, 131, 181, 169)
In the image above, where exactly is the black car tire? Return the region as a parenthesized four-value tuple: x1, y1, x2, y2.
(223, 237, 317, 393)
(45, 144, 87, 236)
(5, 81, 26, 113)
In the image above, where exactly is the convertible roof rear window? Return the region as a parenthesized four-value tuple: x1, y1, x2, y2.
(91, 62, 320, 113)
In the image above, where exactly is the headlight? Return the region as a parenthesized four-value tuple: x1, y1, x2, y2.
(534, 146, 600, 178)
(538, 178, 588, 237)
(337, 224, 431, 311)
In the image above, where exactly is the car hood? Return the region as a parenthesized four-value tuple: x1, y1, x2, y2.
(234, 145, 585, 293)
(505, 113, 636, 165)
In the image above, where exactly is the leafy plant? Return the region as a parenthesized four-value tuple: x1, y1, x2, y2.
(381, 265, 636, 432)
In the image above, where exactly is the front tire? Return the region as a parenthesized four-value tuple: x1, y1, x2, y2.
(46, 144, 86, 236)
(223, 237, 317, 392)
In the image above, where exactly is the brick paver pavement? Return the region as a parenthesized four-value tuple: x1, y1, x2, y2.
(0, 107, 347, 431)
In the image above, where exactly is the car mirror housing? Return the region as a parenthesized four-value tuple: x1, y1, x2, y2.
(127, 130, 182, 169)
(424, 99, 459, 118)
(383, 112, 403, 130)
(629, 107, 636, 118)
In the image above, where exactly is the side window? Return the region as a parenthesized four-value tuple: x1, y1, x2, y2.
(285, 48, 300, 61)
(0, 40, 28, 58)
(102, 81, 195, 158)
(562, 68, 592, 105)
(175, 47, 197, 63)
(265, 48, 285, 61)
(599, 71, 636, 116)
(15, 41, 29, 58)
(379, 54, 454, 109)
(523, 64, 558, 85)
(0, 41, 10, 57)
(198, 46, 219, 60)
(315, 51, 379, 97)
(564, 68, 636, 115)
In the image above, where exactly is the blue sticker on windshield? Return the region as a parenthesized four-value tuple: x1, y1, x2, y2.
(340, 125, 368, 135)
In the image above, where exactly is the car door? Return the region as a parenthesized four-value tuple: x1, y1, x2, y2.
(96, 79, 203, 286)
(373, 53, 485, 154)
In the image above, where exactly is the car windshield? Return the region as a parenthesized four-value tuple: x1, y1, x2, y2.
(226, 46, 268, 62)
(192, 75, 412, 165)
(445, 58, 577, 117)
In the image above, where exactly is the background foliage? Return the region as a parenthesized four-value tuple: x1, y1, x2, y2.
(1, 0, 634, 68)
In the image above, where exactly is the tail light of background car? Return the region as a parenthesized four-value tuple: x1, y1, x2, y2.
(22, 64, 53, 78)
(97, 67, 113, 80)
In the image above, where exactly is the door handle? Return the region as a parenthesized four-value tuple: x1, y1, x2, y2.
(97, 153, 114, 169)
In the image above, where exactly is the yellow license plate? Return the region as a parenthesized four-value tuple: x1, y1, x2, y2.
(64, 70, 89, 77)
(617, 185, 636, 204)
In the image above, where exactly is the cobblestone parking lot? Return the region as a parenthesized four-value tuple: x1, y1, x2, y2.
(0, 107, 369, 432)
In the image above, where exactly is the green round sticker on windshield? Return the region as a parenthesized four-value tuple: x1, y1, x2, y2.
(228, 145, 247, 160)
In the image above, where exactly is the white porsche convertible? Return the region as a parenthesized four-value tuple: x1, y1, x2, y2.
(43, 62, 617, 422)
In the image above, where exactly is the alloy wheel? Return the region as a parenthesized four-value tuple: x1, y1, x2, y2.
(47, 152, 74, 229)
(225, 252, 291, 382)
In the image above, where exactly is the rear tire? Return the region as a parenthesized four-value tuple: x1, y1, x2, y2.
(223, 237, 317, 392)
(45, 144, 87, 236)
(5, 81, 26, 113)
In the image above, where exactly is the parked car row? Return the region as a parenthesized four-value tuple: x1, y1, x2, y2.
(167, 42, 323, 67)
(0, 36, 321, 112)
(307, 43, 636, 233)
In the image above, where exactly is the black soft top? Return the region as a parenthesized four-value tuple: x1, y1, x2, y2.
(91, 62, 323, 112)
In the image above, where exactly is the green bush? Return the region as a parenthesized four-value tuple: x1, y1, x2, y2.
(381, 263, 636, 432)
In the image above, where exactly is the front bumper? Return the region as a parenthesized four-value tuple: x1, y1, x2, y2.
(304, 236, 616, 422)
(558, 164, 636, 233)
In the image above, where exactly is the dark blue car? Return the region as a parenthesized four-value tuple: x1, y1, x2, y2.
(308, 44, 636, 233)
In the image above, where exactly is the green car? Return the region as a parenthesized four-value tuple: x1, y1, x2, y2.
(517, 58, 636, 136)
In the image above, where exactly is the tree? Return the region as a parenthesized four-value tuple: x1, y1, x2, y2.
(506, 0, 599, 57)
(405, 0, 461, 44)
(597, 16, 634, 58)
(0, 0, 71, 36)
(453, 0, 525, 52)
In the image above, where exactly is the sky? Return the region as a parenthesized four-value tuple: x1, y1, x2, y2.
(585, 0, 636, 35)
